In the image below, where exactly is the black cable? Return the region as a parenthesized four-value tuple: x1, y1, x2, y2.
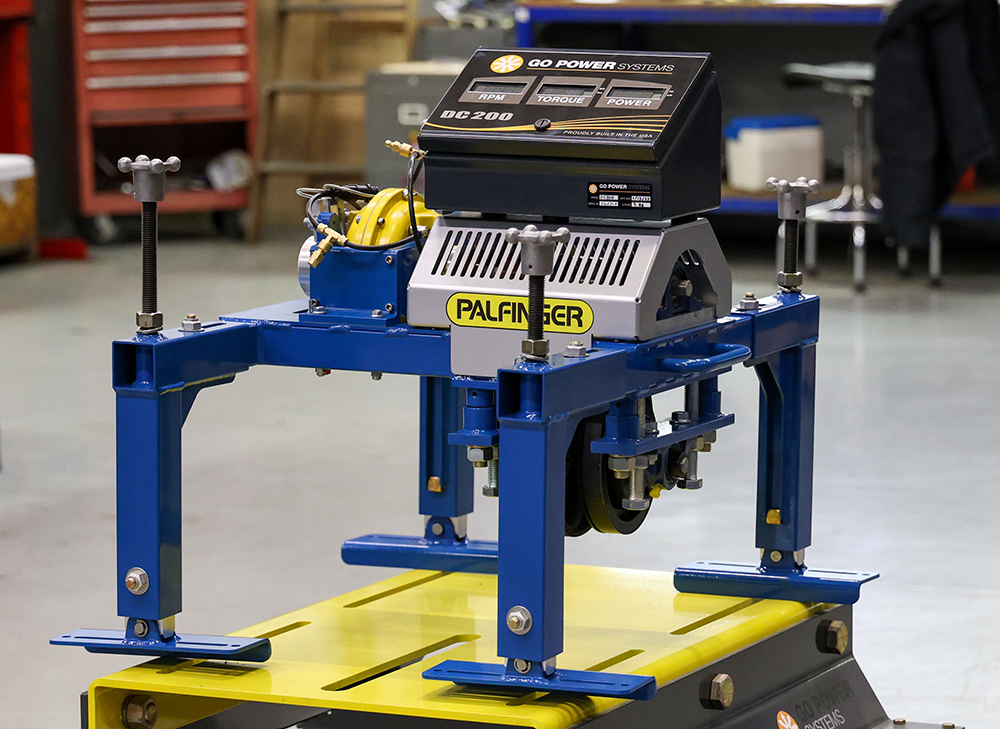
(407, 153, 425, 252)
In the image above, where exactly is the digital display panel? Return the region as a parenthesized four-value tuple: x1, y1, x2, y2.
(469, 81, 529, 94)
(606, 87, 663, 99)
(536, 84, 596, 96)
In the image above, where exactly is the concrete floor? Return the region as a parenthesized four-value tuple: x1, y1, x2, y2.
(1, 222, 999, 728)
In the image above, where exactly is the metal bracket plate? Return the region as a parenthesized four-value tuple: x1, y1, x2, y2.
(423, 660, 657, 701)
(342, 534, 498, 573)
(674, 561, 879, 604)
(51, 629, 272, 661)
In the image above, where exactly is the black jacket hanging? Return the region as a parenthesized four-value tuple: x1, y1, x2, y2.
(873, 0, 1000, 248)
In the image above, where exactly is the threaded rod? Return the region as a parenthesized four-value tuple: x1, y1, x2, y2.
(783, 219, 800, 275)
(140, 201, 158, 314)
(527, 275, 545, 342)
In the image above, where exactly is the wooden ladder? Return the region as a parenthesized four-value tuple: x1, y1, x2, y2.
(247, 0, 417, 240)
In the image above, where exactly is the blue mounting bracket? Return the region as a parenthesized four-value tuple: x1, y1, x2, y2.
(50, 622, 271, 661)
(674, 561, 879, 604)
(342, 534, 498, 573)
(423, 660, 657, 701)
(591, 412, 735, 455)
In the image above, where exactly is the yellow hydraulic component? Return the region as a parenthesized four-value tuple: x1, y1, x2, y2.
(308, 224, 349, 268)
(385, 139, 424, 158)
(347, 187, 437, 249)
(88, 565, 827, 729)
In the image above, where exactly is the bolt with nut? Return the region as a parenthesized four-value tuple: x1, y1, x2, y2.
(506, 605, 532, 635)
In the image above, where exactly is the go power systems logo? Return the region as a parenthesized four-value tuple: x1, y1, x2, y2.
(490, 54, 524, 73)
(777, 711, 800, 729)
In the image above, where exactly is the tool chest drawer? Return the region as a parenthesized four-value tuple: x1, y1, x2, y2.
(72, 0, 257, 221)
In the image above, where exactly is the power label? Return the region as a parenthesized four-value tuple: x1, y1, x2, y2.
(587, 182, 653, 209)
(446, 292, 594, 334)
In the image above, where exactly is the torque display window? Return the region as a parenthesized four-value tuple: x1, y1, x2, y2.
(527, 76, 604, 107)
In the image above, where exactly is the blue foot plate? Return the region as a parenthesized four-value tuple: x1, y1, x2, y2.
(674, 561, 879, 604)
(50, 629, 272, 661)
(342, 534, 498, 574)
(423, 660, 656, 700)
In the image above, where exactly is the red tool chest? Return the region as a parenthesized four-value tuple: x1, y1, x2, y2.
(0, 0, 33, 156)
(71, 0, 257, 220)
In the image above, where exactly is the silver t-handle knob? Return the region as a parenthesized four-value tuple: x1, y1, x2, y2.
(507, 224, 571, 277)
(118, 155, 182, 203)
(766, 176, 820, 221)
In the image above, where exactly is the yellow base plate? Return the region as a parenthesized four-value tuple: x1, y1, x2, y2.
(88, 565, 825, 729)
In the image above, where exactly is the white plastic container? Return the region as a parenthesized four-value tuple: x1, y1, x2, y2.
(724, 116, 824, 192)
(0, 154, 37, 258)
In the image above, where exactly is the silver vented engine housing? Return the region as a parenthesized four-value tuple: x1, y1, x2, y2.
(407, 217, 732, 377)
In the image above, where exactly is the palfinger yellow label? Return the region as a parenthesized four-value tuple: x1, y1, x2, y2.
(446, 292, 594, 334)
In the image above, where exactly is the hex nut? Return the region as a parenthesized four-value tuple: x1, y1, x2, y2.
(622, 497, 651, 511)
(181, 314, 202, 332)
(125, 567, 149, 595)
(818, 619, 849, 655)
(778, 271, 804, 289)
(506, 606, 532, 635)
(122, 694, 158, 729)
(467, 446, 497, 463)
(136, 312, 163, 331)
(521, 338, 549, 357)
(737, 293, 760, 312)
(608, 455, 650, 474)
(699, 673, 734, 710)
(564, 340, 588, 357)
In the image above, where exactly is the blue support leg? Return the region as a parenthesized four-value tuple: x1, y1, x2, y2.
(343, 376, 496, 572)
(53, 336, 269, 660)
(425, 367, 656, 701)
(675, 341, 877, 603)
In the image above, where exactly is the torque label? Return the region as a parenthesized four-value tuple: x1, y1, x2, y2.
(447, 293, 594, 334)
(588, 182, 653, 209)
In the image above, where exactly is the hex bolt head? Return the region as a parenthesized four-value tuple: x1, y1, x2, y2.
(942, 723, 955, 729)
(818, 619, 849, 655)
(506, 606, 532, 635)
(513, 658, 531, 674)
(892, 720, 906, 726)
(125, 567, 149, 595)
(699, 673, 735, 710)
(122, 694, 158, 729)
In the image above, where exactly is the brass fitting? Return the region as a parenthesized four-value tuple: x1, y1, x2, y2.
(385, 139, 424, 159)
(308, 223, 350, 268)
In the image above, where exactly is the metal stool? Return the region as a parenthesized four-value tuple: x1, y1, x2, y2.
(784, 62, 942, 291)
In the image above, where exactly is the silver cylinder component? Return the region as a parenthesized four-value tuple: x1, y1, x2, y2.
(509, 224, 569, 276)
(118, 154, 181, 203)
(298, 237, 313, 296)
(766, 176, 820, 221)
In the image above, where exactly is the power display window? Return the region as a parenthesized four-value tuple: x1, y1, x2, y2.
(459, 76, 535, 105)
(527, 76, 604, 107)
(596, 80, 672, 110)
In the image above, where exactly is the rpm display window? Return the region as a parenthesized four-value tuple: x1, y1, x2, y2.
(459, 76, 535, 105)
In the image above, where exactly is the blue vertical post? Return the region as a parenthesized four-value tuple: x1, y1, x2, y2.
(419, 376, 474, 519)
(753, 345, 816, 563)
(515, 9, 534, 47)
(116, 383, 184, 621)
(496, 371, 570, 666)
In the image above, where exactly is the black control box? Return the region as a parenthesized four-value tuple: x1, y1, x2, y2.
(418, 48, 721, 221)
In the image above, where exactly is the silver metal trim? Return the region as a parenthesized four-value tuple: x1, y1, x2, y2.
(87, 71, 250, 90)
(84, 2, 247, 18)
(86, 44, 248, 62)
(84, 17, 247, 34)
